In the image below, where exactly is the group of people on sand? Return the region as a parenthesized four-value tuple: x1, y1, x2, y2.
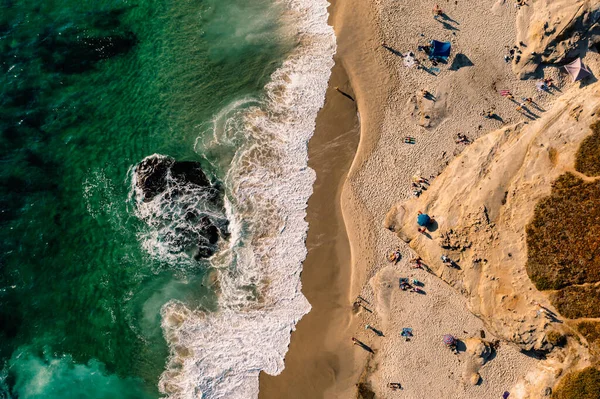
(504, 44, 524, 64)
(388, 248, 402, 263)
(537, 77, 554, 91)
(501, 89, 544, 118)
(399, 278, 424, 293)
(417, 210, 435, 234)
(411, 176, 430, 197)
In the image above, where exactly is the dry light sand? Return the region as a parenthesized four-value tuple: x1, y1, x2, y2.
(261, 0, 596, 398)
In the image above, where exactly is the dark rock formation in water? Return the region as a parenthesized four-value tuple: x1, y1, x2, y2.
(134, 155, 229, 260)
(136, 156, 212, 201)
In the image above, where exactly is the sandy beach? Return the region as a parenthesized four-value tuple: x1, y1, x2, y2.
(258, 56, 361, 398)
(263, 0, 599, 398)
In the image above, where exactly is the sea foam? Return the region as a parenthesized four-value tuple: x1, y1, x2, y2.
(157, 0, 336, 397)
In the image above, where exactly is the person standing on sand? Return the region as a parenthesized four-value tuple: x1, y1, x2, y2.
(334, 86, 355, 102)
(351, 337, 374, 353)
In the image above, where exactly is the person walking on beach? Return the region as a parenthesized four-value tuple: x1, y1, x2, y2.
(352, 337, 375, 353)
(366, 324, 385, 336)
(334, 86, 355, 102)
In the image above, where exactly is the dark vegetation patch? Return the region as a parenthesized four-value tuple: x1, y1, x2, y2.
(526, 173, 600, 291)
(575, 121, 600, 176)
(548, 147, 558, 165)
(577, 321, 600, 346)
(551, 366, 600, 399)
(356, 383, 375, 399)
(551, 284, 600, 319)
(546, 330, 567, 347)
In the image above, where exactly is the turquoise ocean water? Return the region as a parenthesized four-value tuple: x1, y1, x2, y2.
(0, 0, 295, 397)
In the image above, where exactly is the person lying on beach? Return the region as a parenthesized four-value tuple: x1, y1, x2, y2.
(482, 110, 495, 119)
(388, 382, 402, 390)
(387, 249, 402, 263)
(455, 133, 470, 144)
(410, 257, 424, 269)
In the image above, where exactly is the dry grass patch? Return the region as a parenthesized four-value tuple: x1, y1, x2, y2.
(578, 321, 600, 345)
(551, 366, 600, 399)
(526, 173, 600, 291)
(546, 330, 567, 347)
(550, 284, 600, 319)
(575, 120, 600, 176)
(548, 147, 558, 166)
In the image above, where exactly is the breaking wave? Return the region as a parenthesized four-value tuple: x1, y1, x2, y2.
(152, 0, 336, 397)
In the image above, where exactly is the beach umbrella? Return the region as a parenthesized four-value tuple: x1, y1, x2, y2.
(417, 213, 431, 226)
(442, 334, 456, 346)
(563, 58, 592, 82)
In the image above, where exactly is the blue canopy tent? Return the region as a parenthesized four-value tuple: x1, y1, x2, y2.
(417, 213, 431, 226)
(429, 40, 451, 60)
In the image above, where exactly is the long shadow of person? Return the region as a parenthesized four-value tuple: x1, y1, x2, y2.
(382, 44, 403, 57)
(441, 13, 460, 24)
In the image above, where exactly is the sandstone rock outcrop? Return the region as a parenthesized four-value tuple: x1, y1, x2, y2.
(514, 0, 600, 78)
(462, 338, 494, 386)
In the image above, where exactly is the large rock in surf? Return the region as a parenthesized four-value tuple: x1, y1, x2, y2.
(134, 154, 229, 260)
(135, 156, 211, 201)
